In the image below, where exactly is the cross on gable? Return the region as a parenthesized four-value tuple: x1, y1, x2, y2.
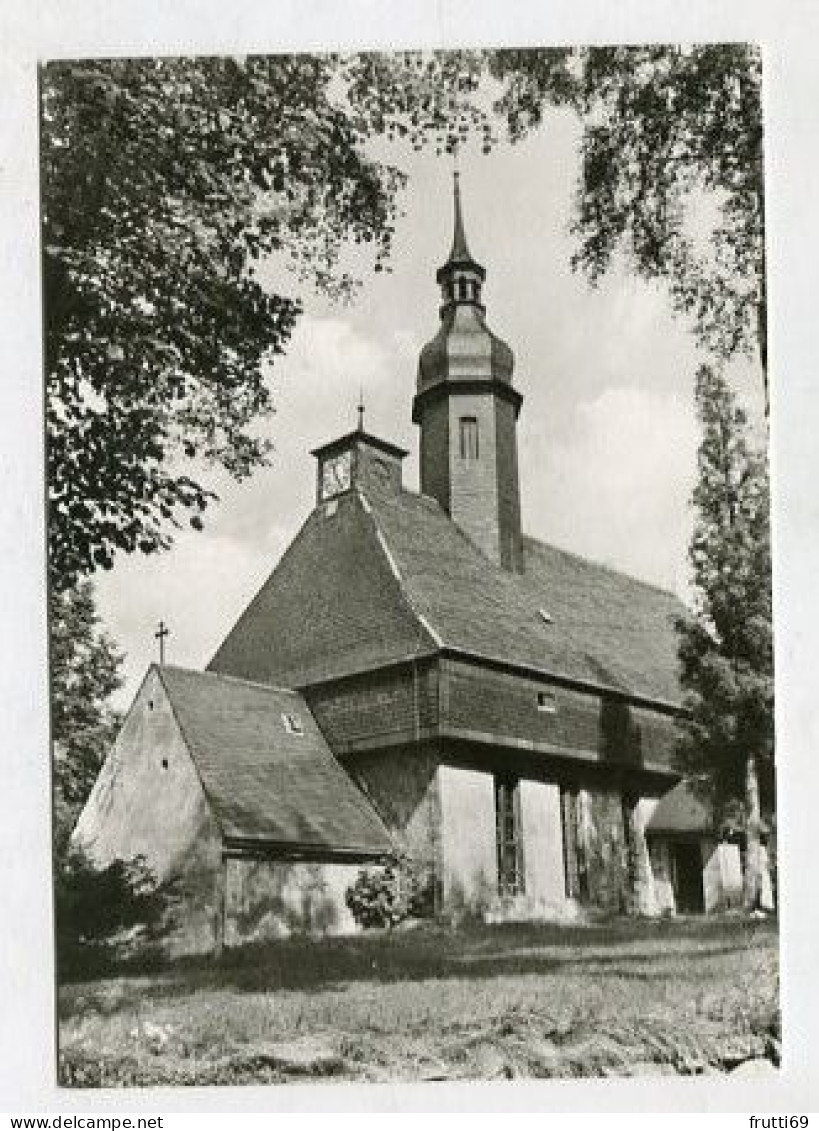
(155, 620, 170, 664)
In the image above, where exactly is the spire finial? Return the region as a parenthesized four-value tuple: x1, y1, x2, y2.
(449, 168, 472, 263)
(357, 387, 365, 432)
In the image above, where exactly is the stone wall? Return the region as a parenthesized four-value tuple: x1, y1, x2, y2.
(647, 835, 745, 915)
(345, 745, 441, 901)
(702, 840, 743, 912)
(418, 393, 450, 513)
(447, 391, 502, 566)
(224, 858, 362, 943)
(515, 779, 566, 917)
(494, 393, 523, 571)
(438, 763, 497, 915)
(630, 797, 661, 915)
(71, 668, 223, 953)
(648, 839, 676, 914)
(561, 785, 633, 913)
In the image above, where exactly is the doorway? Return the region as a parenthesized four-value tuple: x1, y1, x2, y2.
(670, 840, 704, 914)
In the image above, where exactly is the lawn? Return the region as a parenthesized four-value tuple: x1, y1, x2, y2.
(57, 915, 779, 1086)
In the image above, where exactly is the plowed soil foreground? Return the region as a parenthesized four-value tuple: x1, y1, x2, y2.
(58, 916, 779, 1086)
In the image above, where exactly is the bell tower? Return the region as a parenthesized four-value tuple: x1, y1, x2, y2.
(413, 174, 523, 572)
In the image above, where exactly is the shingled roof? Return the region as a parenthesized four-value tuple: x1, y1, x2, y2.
(646, 778, 714, 835)
(211, 487, 686, 707)
(158, 665, 394, 859)
(366, 489, 685, 705)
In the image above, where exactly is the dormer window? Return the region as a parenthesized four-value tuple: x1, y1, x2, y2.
(282, 712, 304, 736)
(537, 691, 557, 714)
(459, 416, 479, 460)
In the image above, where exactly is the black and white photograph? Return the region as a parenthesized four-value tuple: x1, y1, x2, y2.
(38, 42, 783, 1091)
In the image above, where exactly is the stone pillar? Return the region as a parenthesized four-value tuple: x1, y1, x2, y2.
(518, 780, 566, 915)
(631, 799, 660, 916)
(438, 764, 497, 916)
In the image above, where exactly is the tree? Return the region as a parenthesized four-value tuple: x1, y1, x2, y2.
(676, 365, 774, 908)
(488, 45, 768, 408)
(50, 580, 123, 856)
(42, 53, 494, 862)
(42, 53, 490, 595)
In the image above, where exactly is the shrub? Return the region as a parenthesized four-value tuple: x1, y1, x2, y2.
(55, 848, 179, 974)
(345, 865, 402, 929)
(345, 855, 434, 929)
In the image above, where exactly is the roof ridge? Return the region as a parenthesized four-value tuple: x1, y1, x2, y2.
(356, 488, 443, 649)
(159, 662, 303, 699)
(522, 533, 683, 602)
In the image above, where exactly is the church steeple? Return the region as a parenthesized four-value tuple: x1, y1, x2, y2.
(413, 176, 524, 573)
(435, 173, 487, 315)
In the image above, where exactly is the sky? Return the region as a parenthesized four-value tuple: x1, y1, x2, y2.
(94, 102, 763, 708)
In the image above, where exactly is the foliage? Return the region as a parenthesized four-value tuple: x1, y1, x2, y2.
(675, 366, 774, 868)
(42, 53, 492, 593)
(50, 579, 123, 858)
(55, 847, 179, 974)
(44, 47, 772, 595)
(489, 45, 767, 402)
(345, 855, 433, 929)
(346, 865, 404, 929)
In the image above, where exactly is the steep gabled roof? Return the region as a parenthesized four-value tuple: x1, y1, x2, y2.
(209, 496, 437, 688)
(365, 489, 686, 706)
(210, 487, 686, 707)
(158, 665, 394, 858)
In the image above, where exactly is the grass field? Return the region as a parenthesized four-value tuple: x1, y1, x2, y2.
(58, 915, 779, 1086)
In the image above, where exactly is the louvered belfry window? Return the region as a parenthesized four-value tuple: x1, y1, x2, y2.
(459, 416, 479, 460)
(495, 775, 524, 896)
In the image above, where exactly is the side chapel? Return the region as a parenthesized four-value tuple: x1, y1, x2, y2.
(73, 177, 752, 950)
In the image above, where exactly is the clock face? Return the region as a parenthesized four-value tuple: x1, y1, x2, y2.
(321, 451, 352, 500)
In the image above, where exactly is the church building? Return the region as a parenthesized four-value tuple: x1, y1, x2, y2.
(72, 177, 748, 950)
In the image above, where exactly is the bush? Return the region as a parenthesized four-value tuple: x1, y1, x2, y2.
(345, 856, 434, 929)
(55, 848, 179, 974)
(345, 865, 403, 929)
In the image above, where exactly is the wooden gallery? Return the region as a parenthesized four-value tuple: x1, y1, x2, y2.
(73, 179, 759, 951)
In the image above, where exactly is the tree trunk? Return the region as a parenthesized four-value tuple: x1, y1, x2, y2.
(743, 752, 763, 910)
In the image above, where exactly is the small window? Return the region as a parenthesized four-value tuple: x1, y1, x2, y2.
(282, 712, 304, 736)
(495, 776, 524, 897)
(459, 416, 479, 460)
(161, 757, 169, 770)
(537, 690, 557, 713)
